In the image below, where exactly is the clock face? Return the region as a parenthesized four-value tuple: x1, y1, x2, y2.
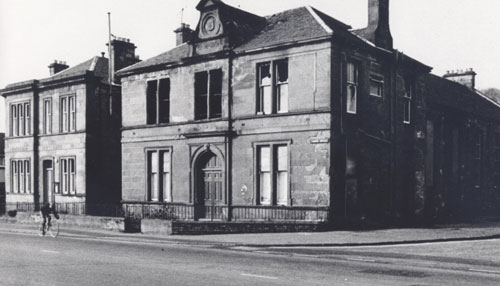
(201, 13, 221, 38)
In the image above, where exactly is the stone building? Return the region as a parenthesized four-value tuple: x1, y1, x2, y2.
(423, 70, 500, 221)
(1, 38, 138, 214)
(117, 0, 447, 226)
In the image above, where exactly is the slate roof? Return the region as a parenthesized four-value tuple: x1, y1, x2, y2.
(40, 56, 109, 83)
(117, 44, 190, 75)
(233, 6, 338, 52)
(4, 56, 109, 90)
(117, 5, 355, 76)
(424, 74, 500, 119)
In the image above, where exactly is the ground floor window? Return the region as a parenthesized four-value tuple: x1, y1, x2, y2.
(147, 149, 172, 202)
(256, 143, 290, 205)
(10, 159, 31, 194)
(60, 157, 76, 195)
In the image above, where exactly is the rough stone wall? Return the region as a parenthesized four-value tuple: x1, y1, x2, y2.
(121, 59, 230, 128)
(231, 121, 330, 206)
(230, 43, 332, 207)
(232, 42, 332, 118)
(121, 134, 226, 203)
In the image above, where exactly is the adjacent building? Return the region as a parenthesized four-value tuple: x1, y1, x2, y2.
(423, 71, 500, 221)
(1, 38, 138, 214)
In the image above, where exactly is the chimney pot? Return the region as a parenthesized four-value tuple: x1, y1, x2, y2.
(443, 68, 477, 89)
(48, 60, 69, 76)
(174, 23, 194, 46)
(107, 36, 140, 83)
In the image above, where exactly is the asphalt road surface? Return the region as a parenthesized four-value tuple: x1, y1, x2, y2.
(0, 231, 499, 285)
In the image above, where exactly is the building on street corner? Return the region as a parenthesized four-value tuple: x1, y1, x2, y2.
(2, 0, 500, 231)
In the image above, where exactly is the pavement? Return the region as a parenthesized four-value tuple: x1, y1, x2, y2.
(1, 219, 500, 247)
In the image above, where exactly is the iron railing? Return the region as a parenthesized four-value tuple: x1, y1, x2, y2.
(123, 201, 328, 222)
(123, 202, 195, 221)
(231, 205, 329, 222)
(1, 201, 329, 222)
(0, 202, 124, 217)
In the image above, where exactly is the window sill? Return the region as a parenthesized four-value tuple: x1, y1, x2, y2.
(6, 135, 33, 140)
(6, 193, 34, 195)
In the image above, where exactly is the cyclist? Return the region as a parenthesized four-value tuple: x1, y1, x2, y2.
(41, 203, 59, 235)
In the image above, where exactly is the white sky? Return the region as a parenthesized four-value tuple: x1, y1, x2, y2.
(1, 0, 499, 132)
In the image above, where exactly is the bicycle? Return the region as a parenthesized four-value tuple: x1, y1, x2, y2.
(39, 218, 60, 238)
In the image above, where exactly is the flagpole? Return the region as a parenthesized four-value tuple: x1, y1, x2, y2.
(108, 12, 113, 115)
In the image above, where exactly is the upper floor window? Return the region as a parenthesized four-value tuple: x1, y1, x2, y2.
(257, 59, 289, 115)
(403, 81, 412, 124)
(10, 102, 31, 137)
(147, 78, 170, 125)
(60, 95, 76, 133)
(10, 159, 31, 194)
(370, 76, 384, 97)
(60, 157, 76, 195)
(43, 98, 52, 135)
(195, 69, 222, 120)
(257, 144, 289, 206)
(147, 149, 172, 202)
(0, 156, 4, 167)
(346, 62, 358, 114)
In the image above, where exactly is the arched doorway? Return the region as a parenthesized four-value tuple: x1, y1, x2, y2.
(194, 151, 225, 220)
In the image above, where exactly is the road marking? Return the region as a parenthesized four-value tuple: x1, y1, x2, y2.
(41, 250, 59, 254)
(346, 257, 376, 263)
(469, 268, 500, 275)
(241, 273, 278, 280)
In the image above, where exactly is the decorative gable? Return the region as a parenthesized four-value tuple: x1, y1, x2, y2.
(198, 9, 224, 40)
(192, 0, 266, 56)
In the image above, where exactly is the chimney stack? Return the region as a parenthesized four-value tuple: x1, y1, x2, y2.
(443, 68, 477, 89)
(106, 37, 140, 83)
(364, 0, 393, 50)
(48, 60, 69, 76)
(174, 23, 193, 46)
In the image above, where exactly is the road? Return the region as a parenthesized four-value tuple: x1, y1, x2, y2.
(0, 231, 499, 285)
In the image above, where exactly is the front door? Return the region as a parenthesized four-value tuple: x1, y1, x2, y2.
(195, 152, 224, 220)
(42, 160, 53, 205)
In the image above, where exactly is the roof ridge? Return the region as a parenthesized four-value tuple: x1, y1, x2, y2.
(89, 56, 99, 71)
(475, 89, 500, 109)
(305, 5, 333, 34)
(263, 5, 307, 19)
(117, 42, 189, 75)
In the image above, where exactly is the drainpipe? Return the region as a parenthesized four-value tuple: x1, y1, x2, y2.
(32, 80, 40, 210)
(227, 52, 234, 222)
